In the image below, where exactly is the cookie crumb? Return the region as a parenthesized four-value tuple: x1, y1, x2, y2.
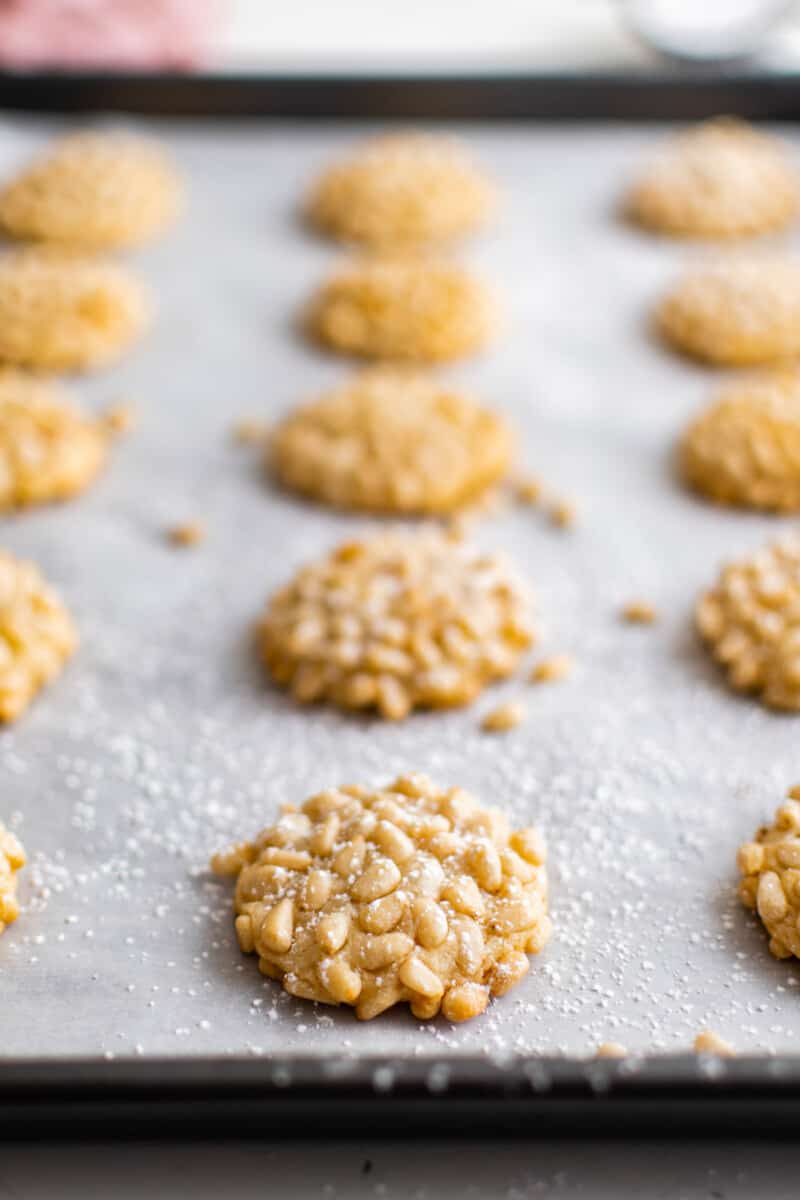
(530, 654, 573, 684)
(233, 418, 269, 445)
(515, 474, 542, 506)
(622, 601, 658, 625)
(595, 1041, 627, 1059)
(548, 498, 577, 529)
(103, 401, 137, 435)
(481, 701, 526, 733)
(693, 1029, 734, 1057)
(168, 522, 205, 548)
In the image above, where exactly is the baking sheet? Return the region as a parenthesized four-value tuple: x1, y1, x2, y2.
(2, 117, 799, 1064)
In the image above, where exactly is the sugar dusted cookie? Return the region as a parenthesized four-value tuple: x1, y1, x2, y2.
(212, 774, 551, 1022)
(658, 258, 800, 366)
(696, 532, 800, 711)
(0, 248, 150, 372)
(627, 118, 798, 240)
(0, 823, 25, 935)
(0, 550, 77, 723)
(258, 528, 535, 720)
(307, 257, 498, 363)
(681, 371, 800, 512)
(738, 788, 800, 959)
(0, 369, 108, 509)
(308, 132, 495, 248)
(269, 367, 513, 514)
(0, 130, 181, 250)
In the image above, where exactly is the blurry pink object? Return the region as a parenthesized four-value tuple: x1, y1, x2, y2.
(0, 0, 221, 70)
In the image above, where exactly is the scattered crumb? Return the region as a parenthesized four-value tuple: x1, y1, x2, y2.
(621, 600, 658, 625)
(595, 1041, 627, 1059)
(515, 474, 542, 506)
(103, 401, 137, 435)
(168, 522, 205, 548)
(530, 654, 573, 685)
(548, 497, 577, 529)
(233, 418, 269, 445)
(693, 1029, 734, 1057)
(481, 700, 526, 733)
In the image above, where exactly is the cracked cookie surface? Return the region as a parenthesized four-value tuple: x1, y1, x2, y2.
(307, 257, 498, 363)
(681, 372, 800, 512)
(658, 258, 800, 366)
(627, 118, 798, 240)
(212, 774, 550, 1022)
(0, 247, 149, 373)
(738, 789, 800, 959)
(307, 132, 494, 248)
(696, 532, 800, 711)
(0, 368, 108, 509)
(258, 528, 535, 720)
(0, 549, 77, 722)
(269, 367, 513, 514)
(0, 823, 25, 935)
(0, 130, 181, 250)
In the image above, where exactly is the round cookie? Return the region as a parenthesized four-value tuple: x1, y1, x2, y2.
(696, 532, 800, 711)
(657, 258, 800, 366)
(738, 788, 800, 959)
(269, 367, 513, 514)
(258, 528, 535, 720)
(0, 549, 77, 723)
(0, 369, 109, 509)
(212, 773, 551, 1022)
(627, 118, 798, 240)
(681, 371, 800, 512)
(0, 130, 181, 250)
(307, 132, 495, 248)
(0, 247, 150, 372)
(0, 823, 25, 935)
(307, 257, 499, 363)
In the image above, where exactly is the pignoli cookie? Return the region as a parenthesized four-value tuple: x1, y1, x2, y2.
(627, 118, 798, 240)
(307, 132, 495, 248)
(0, 369, 108, 509)
(0, 823, 25, 935)
(0, 248, 149, 373)
(0, 130, 181, 250)
(681, 371, 800, 512)
(269, 367, 513, 514)
(658, 258, 800, 366)
(212, 774, 551, 1022)
(738, 788, 800, 959)
(696, 532, 800, 711)
(258, 528, 535, 720)
(0, 549, 77, 723)
(307, 257, 498, 363)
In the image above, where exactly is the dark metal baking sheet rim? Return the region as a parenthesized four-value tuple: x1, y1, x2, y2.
(2, 1055, 800, 1139)
(1, 70, 799, 1139)
(0, 68, 799, 119)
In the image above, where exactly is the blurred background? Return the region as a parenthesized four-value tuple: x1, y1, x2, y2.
(3, 0, 800, 73)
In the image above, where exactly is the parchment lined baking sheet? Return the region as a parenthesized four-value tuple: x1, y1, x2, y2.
(2, 118, 799, 1062)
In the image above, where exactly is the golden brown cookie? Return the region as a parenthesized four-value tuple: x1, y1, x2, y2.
(307, 132, 495, 248)
(258, 528, 535, 720)
(738, 788, 800, 959)
(627, 118, 798, 240)
(0, 130, 181, 250)
(0, 369, 108, 509)
(681, 371, 800, 512)
(307, 257, 499, 363)
(657, 258, 800, 366)
(0, 549, 77, 723)
(0, 248, 150, 373)
(696, 532, 800, 711)
(212, 774, 551, 1022)
(0, 823, 25, 935)
(269, 367, 513, 514)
